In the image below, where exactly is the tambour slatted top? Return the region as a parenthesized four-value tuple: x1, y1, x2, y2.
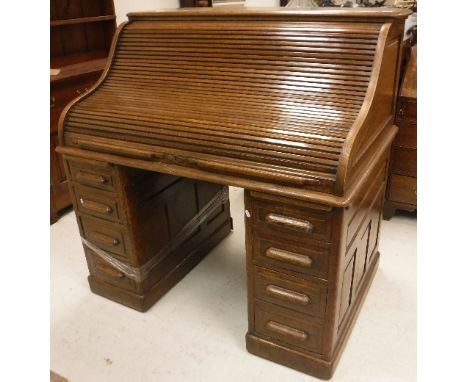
(60, 8, 410, 197)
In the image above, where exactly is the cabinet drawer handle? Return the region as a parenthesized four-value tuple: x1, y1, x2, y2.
(265, 247, 313, 268)
(265, 285, 310, 305)
(266, 321, 308, 342)
(79, 198, 112, 214)
(265, 213, 313, 233)
(88, 231, 119, 246)
(95, 264, 125, 279)
(76, 171, 107, 185)
(50, 96, 56, 108)
(398, 107, 404, 118)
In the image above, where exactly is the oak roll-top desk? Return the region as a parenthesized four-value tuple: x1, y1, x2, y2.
(57, 8, 411, 379)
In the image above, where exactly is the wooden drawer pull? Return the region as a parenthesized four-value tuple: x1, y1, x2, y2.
(265, 213, 313, 233)
(76, 171, 107, 185)
(266, 321, 308, 342)
(88, 231, 119, 246)
(265, 247, 313, 268)
(265, 285, 310, 305)
(95, 264, 125, 279)
(80, 198, 112, 214)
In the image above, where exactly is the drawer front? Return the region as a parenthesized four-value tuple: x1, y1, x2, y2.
(253, 235, 329, 280)
(73, 185, 123, 222)
(84, 247, 137, 292)
(254, 301, 323, 354)
(391, 147, 417, 177)
(79, 215, 131, 259)
(388, 175, 417, 206)
(394, 120, 416, 149)
(254, 267, 327, 318)
(396, 99, 416, 123)
(251, 200, 332, 242)
(68, 160, 117, 191)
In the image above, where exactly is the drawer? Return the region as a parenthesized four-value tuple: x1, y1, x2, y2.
(394, 120, 416, 149)
(391, 147, 416, 177)
(250, 200, 332, 242)
(253, 235, 329, 280)
(79, 214, 132, 259)
(388, 175, 417, 206)
(84, 247, 137, 292)
(254, 267, 327, 318)
(254, 301, 324, 355)
(73, 185, 123, 222)
(68, 160, 117, 191)
(396, 99, 416, 123)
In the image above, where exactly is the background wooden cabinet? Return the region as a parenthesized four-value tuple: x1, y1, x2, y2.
(384, 45, 417, 220)
(180, 0, 212, 7)
(50, 0, 116, 223)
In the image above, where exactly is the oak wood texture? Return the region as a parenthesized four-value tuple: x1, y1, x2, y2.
(245, 147, 387, 378)
(383, 44, 416, 219)
(50, 0, 116, 223)
(65, 157, 233, 311)
(56, 8, 410, 379)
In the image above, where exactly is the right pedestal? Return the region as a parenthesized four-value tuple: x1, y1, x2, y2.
(244, 153, 387, 379)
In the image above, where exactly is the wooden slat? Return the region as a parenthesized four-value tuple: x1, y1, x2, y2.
(64, 19, 380, 188)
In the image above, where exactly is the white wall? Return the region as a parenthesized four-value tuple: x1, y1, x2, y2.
(245, 0, 280, 7)
(114, 1, 280, 24)
(115, 1, 179, 24)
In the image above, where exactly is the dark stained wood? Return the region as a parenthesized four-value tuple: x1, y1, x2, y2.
(56, 8, 410, 379)
(50, 15, 116, 27)
(180, 0, 213, 7)
(50, 0, 116, 223)
(384, 44, 416, 219)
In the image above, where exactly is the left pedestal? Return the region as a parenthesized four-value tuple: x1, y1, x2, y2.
(64, 157, 232, 311)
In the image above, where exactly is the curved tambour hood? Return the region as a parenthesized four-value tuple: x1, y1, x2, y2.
(59, 8, 411, 201)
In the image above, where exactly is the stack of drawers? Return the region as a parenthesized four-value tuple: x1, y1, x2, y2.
(65, 159, 141, 293)
(384, 44, 417, 219)
(245, 191, 331, 356)
(64, 158, 233, 311)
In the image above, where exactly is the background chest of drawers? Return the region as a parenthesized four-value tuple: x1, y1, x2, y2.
(50, 0, 116, 223)
(179, 0, 212, 7)
(384, 45, 417, 220)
